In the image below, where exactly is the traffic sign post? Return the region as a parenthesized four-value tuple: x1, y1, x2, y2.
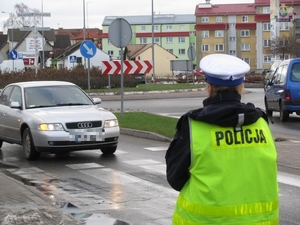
(187, 46, 197, 84)
(108, 18, 132, 118)
(80, 41, 97, 90)
(9, 50, 18, 60)
(80, 41, 97, 59)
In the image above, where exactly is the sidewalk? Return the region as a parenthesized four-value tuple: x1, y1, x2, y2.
(0, 171, 81, 225)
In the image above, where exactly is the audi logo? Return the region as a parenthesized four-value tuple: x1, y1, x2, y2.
(77, 122, 93, 129)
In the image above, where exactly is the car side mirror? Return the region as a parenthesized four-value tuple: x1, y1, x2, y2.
(93, 98, 101, 104)
(10, 101, 21, 109)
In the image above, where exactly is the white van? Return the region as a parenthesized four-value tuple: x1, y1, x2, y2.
(0, 60, 25, 73)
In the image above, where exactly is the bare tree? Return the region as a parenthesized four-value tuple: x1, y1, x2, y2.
(266, 34, 300, 59)
(2, 3, 42, 29)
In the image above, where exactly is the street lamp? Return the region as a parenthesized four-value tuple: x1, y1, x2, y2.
(86, 2, 92, 29)
(2, 11, 14, 71)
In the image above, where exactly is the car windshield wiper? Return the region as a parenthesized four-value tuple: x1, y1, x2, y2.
(27, 105, 56, 109)
(56, 103, 90, 106)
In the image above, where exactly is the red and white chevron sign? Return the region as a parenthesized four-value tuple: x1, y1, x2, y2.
(102, 60, 153, 75)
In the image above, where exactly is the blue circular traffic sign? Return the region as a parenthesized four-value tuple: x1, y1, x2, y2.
(9, 50, 18, 60)
(80, 40, 97, 58)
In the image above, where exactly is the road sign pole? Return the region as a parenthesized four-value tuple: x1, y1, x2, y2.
(120, 47, 124, 118)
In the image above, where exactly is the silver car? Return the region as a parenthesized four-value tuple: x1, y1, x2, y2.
(0, 81, 119, 160)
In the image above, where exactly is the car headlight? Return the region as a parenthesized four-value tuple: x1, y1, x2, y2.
(38, 123, 64, 131)
(104, 119, 118, 128)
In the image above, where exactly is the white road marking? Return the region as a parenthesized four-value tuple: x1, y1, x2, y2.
(144, 146, 168, 151)
(66, 163, 104, 170)
(123, 159, 160, 165)
(278, 171, 300, 188)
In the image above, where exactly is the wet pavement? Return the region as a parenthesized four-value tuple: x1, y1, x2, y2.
(0, 88, 300, 224)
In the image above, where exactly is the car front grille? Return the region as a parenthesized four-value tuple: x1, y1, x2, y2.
(66, 121, 102, 129)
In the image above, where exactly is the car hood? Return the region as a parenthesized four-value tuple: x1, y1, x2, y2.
(26, 105, 116, 123)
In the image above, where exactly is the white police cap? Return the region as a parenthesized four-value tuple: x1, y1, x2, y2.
(200, 54, 250, 86)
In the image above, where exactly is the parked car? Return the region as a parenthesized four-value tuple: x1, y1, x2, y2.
(264, 60, 282, 90)
(0, 81, 119, 160)
(264, 58, 300, 122)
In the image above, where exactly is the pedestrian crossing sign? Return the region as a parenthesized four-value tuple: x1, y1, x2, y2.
(70, 55, 77, 63)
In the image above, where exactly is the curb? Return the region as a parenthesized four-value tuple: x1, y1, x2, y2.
(120, 128, 172, 142)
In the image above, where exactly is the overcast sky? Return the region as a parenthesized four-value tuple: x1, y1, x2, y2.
(0, 0, 254, 33)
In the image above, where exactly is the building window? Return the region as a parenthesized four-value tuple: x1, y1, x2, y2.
(230, 23, 235, 28)
(241, 43, 250, 51)
(264, 55, 272, 63)
(229, 37, 236, 42)
(189, 31, 195, 35)
(154, 37, 160, 44)
(179, 49, 186, 55)
(242, 16, 248, 22)
(166, 37, 173, 43)
(242, 58, 250, 64)
(263, 7, 270, 14)
(141, 25, 146, 31)
(215, 30, 224, 37)
(202, 17, 209, 23)
(216, 16, 222, 23)
(167, 25, 172, 30)
(279, 22, 289, 30)
(108, 50, 114, 56)
(108, 39, 112, 45)
(279, 54, 290, 60)
(202, 44, 209, 52)
(229, 50, 236, 55)
(190, 43, 195, 47)
(263, 23, 271, 31)
(202, 30, 209, 38)
(154, 25, 159, 31)
(179, 25, 185, 30)
(140, 38, 147, 44)
(168, 49, 173, 54)
(178, 37, 185, 43)
(215, 44, 224, 51)
(241, 30, 250, 37)
(264, 39, 271, 47)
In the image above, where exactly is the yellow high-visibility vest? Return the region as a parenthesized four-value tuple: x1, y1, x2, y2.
(173, 117, 279, 225)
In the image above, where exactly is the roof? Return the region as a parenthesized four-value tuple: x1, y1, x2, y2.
(102, 14, 195, 26)
(7, 29, 56, 42)
(55, 28, 102, 40)
(195, 3, 256, 15)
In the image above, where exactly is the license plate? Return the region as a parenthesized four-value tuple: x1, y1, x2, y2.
(69, 128, 104, 142)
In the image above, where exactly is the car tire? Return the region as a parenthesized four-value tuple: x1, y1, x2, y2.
(23, 128, 40, 160)
(279, 103, 289, 122)
(264, 98, 273, 117)
(0, 140, 3, 148)
(101, 146, 117, 155)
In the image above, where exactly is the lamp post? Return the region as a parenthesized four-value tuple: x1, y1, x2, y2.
(86, 2, 92, 29)
(2, 11, 14, 71)
(151, 0, 155, 83)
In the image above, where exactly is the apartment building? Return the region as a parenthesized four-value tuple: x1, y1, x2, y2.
(195, 0, 300, 71)
(101, 14, 196, 62)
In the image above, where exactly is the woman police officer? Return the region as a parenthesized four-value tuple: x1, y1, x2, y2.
(165, 54, 279, 225)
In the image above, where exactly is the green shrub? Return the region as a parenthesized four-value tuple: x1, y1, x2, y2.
(0, 67, 141, 89)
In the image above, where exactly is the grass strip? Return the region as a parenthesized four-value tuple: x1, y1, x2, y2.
(114, 112, 178, 139)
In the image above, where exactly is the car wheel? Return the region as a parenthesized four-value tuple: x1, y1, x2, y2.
(0, 140, 3, 148)
(23, 128, 40, 160)
(264, 98, 273, 117)
(101, 146, 117, 155)
(279, 103, 289, 122)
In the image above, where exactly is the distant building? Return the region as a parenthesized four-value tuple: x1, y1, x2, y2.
(194, 0, 300, 71)
(102, 14, 196, 64)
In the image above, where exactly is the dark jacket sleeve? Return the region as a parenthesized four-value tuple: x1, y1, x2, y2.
(165, 116, 191, 191)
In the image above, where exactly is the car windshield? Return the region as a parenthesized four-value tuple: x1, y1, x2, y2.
(25, 85, 93, 109)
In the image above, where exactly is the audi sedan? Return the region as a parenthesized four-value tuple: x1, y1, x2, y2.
(0, 81, 119, 160)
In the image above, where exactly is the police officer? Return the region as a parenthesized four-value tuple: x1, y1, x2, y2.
(165, 53, 279, 225)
